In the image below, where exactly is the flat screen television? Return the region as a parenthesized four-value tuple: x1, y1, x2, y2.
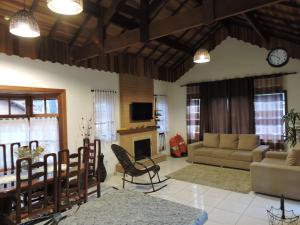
(131, 102, 153, 121)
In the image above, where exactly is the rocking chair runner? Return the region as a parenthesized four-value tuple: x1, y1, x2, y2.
(111, 144, 169, 193)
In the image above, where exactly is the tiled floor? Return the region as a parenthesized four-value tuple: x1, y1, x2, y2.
(104, 156, 300, 225)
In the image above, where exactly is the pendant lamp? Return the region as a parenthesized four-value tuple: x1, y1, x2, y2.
(9, 9, 40, 38)
(47, 0, 83, 15)
(193, 49, 210, 64)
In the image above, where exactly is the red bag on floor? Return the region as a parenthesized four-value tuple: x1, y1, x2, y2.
(169, 134, 187, 157)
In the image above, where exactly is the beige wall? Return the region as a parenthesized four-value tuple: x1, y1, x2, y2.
(168, 37, 300, 142)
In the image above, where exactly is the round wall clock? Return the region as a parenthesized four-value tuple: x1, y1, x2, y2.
(266, 48, 289, 67)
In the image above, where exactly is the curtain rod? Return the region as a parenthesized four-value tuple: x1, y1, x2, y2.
(91, 89, 117, 93)
(180, 72, 298, 87)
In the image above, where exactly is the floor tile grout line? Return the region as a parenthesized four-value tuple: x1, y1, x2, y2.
(234, 193, 258, 225)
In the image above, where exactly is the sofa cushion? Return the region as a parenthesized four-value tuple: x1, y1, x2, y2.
(262, 158, 287, 166)
(286, 149, 300, 166)
(193, 147, 215, 157)
(203, 133, 219, 148)
(238, 134, 259, 151)
(230, 151, 252, 162)
(219, 134, 238, 149)
(209, 149, 235, 159)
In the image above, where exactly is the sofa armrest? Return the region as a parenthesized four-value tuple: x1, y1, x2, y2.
(250, 162, 300, 200)
(252, 145, 269, 162)
(188, 141, 203, 151)
(187, 141, 203, 162)
(266, 151, 288, 160)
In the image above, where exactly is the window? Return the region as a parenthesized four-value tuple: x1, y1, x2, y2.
(93, 90, 117, 142)
(0, 94, 61, 168)
(155, 96, 169, 133)
(254, 92, 286, 145)
(187, 98, 201, 143)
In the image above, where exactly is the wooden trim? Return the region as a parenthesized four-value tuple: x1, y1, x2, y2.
(0, 85, 68, 150)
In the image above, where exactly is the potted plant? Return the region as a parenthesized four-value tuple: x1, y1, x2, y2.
(16, 146, 45, 168)
(282, 109, 300, 148)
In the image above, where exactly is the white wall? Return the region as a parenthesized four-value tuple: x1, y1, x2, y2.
(0, 53, 120, 152)
(168, 37, 300, 142)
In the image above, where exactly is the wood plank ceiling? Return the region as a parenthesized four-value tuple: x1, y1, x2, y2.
(0, 0, 300, 82)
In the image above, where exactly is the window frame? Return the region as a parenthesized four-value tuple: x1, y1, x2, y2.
(254, 90, 288, 143)
(0, 85, 67, 149)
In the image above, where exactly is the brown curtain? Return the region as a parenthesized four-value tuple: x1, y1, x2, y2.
(229, 78, 255, 134)
(187, 86, 201, 143)
(186, 77, 255, 143)
(254, 77, 285, 149)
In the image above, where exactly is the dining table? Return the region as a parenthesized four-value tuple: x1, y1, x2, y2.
(0, 164, 67, 213)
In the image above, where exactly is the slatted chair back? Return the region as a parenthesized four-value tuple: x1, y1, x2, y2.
(10, 142, 21, 170)
(57, 148, 88, 211)
(83, 138, 102, 197)
(15, 154, 57, 224)
(29, 140, 39, 150)
(0, 144, 8, 173)
(111, 144, 139, 176)
(83, 138, 101, 177)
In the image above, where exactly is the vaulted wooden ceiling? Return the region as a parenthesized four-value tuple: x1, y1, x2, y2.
(0, 0, 300, 82)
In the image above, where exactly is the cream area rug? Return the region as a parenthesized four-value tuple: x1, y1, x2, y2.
(167, 164, 251, 193)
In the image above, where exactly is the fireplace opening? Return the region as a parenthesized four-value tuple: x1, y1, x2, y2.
(134, 138, 151, 161)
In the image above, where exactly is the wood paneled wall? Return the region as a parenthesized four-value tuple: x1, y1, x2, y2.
(119, 73, 155, 129)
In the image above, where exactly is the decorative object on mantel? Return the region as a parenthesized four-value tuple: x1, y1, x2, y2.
(193, 49, 210, 64)
(282, 109, 300, 148)
(267, 195, 299, 225)
(47, 0, 83, 15)
(9, 0, 40, 38)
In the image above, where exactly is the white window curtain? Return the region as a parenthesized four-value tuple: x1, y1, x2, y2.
(0, 117, 59, 168)
(0, 118, 29, 168)
(93, 90, 117, 176)
(156, 96, 169, 133)
(29, 117, 60, 153)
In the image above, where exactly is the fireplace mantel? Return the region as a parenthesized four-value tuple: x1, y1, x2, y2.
(117, 126, 158, 135)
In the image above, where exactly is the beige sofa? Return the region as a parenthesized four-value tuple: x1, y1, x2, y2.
(251, 147, 300, 200)
(188, 133, 269, 170)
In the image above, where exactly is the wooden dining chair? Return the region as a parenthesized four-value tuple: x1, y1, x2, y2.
(57, 148, 89, 212)
(3, 153, 57, 225)
(10, 143, 21, 171)
(83, 138, 104, 198)
(0, 144, 8, 173)
(29, 141, 39, 150)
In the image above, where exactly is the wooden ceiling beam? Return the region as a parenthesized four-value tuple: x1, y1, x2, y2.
(158, 36, 194, 55)
(30, 0, 39, 12)
(48, 15, 62, 38)
(103, 0, 123, 26)
(242, 12, 267, 42)
(140, 0, 149, 42)
(104, 0, 284, 53)
(69, 15, 91, 47)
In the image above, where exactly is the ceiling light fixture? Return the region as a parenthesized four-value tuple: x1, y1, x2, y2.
(9, 0, 40, 38)
(47, 0, 83, 15)
(193, 49, 210, 64)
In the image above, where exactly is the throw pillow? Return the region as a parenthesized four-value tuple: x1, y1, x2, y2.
(286, 149, 300, 166)
(238, 134, 259, 151)
(219, 134, 238, 149)
(203, 133, 219, 148)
